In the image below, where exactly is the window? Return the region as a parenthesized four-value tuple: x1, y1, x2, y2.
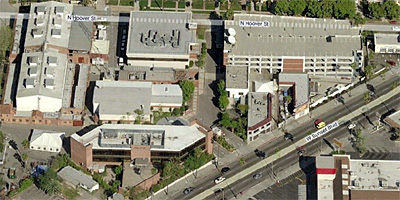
(37, 147, 40, 149)
(50, 148, 52, 151)
(30, 146, 34, 149)
(56, 149, 59, 151)
(43, 147, 46, 150)
(239, 92, 243, 95)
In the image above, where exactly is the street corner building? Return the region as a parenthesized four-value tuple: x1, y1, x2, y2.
(90, 80, 183, 123)
(69, 121, 213, 171)
(126, 11, 199, 69)
(315, 155, 400, 200)
(0, 1, 94, 126)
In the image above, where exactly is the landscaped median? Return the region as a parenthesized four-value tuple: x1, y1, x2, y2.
(191, 86, 400, 199)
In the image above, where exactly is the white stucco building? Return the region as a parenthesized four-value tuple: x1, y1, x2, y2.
(374, 33, 400, 54)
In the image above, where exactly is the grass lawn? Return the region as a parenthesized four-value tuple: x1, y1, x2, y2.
(220, 0, 242, 10)
(120, 0, 134, 6)
(151, 0, 185, 8)
(106, 0, 118, 5)
(139, 0, 148, 8)
(192, 0, 214, 9)
(197, 25, 206, 40)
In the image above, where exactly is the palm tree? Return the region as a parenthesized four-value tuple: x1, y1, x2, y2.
(21, 139, 30, 149)
(239, 158, 246, 165)
(363, 92, 371, 104)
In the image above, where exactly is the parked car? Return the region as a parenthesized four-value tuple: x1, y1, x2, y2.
(8, 168, 16, 179)
(392, 26, 400, 31)
(118, 57, 124, 66)
(221, 167, 230, 174)
(347, 123, 356, 130)
(390, 21, 397, 24)
(284, 133, 294, 141)
(254, 149, 266, 159)
(253, 173, 262, 180)
(314, 119, 326, 129)
(183, 187, 194, 195)
(387, 60, 396, 66)
(214, 176, 226, 184)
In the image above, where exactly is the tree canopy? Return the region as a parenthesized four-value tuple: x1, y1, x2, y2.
(179, 80, 195, 103)
(367, 2, 386, 19)
(0, 26, 13, 63)
(383, 0, 400, 19)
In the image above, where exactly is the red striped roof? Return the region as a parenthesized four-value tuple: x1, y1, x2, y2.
(316, 168, 336, 174)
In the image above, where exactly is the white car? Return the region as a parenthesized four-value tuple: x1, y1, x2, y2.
(392, 26, 400, 31)
(214, 176, 225, 184)
(347, 123, 356, 130)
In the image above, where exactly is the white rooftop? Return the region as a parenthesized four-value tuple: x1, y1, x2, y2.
(30, 129, 65, 149)
(350, 160, 400, 190)
(71, 124, 206, 152)
(25, 2, 73, 48)
(374, 33, 400, 46)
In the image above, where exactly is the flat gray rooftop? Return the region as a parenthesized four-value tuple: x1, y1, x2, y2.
(248, 92, 269, 127)
(316, 156, 334, 169)
(374, 33, 400, 45)
(225, 14, 361, 57)
(127, 11, 196, 55)
(226, 65, 248, 89)
(68, 6, 94, 51)
(279, 73, 309, 107)
(350, 160, 400, 190)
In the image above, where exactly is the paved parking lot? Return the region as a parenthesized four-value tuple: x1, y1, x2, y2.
(370, 53, 400, 67)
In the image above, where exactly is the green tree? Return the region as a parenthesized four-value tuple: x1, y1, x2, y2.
(236, 104, 248, 116)
(239, 158, 246, 165)
(289, 0, 307, 16)
(368, 2, 385, 19)
(222, 9, 234, 20)
(21, 153, 28, 162)
(320, 0, 334, 18)
(217, 80, 226, 94)
(272, 0, 290, 15)
(21, 139, 30, 149)
(383, 0, 400, 19)
(179, 80, 195, 103)
(306, 0, 322, 18)
(218, 95, 229, 111)
(391, 81, 399, 90)
(363, 92, 371, 103)
(351, 12, 366, 26)
(0, 26, 13, 64)
(350, 62, 358, 69)
(37, 169, 61, 195)
(364, 64, 375, 79)
(333, 0, 355, 19)
(114, 165, 123, 180)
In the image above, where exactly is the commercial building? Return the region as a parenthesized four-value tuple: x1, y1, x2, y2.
(126, 12, 199, 69)
(374, 33, 400, 54)
(0, 2, 93, 126)
(224, 14, 363, 80)
(30, 129, 65, 153)
(315, 155, 400, 200)
(383, 110, 400, 129)
(92, 81, 182, 123)
(70, 121, 213, 170)
(247, 92, 272, 142)
(58, 166, 99, 192)
(279, 73, 310, 119)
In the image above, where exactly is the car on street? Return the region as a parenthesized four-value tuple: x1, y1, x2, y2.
(214, 188, 224, 194)
(253, 173, 262, 179)
(314, 119, 326, 129)
(387, 60, 396, 66)
(183, 187, 194, 195)
(214, 176, 226, 184)
(390, 21, 397, 24)
(221, 167, 230, 174)
(392, 26, 400, 31)
(347, 123, 356, 130)
(284, 133, 294, 141)
(254, 149, 266, 159)
(8, 168, 16, 179)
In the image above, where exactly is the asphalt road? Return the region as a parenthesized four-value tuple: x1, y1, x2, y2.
(208, 93, 400, 200)
(169, 75, 400, 200)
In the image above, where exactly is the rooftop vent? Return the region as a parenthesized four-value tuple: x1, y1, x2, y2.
(28, 67, 38, 77)
(35, 6, 46, 15)
(32, 29, 44, 38)
(27, 56, 39, 66)
(34, 17, 44, 26)
(47, 56, 57, 66)
(44, 67, 55, 77)
(51, 29, 61, 38)
(187, 23, 197, 30)
(54, 6, 64, 15)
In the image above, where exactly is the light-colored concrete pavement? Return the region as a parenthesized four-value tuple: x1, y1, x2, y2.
(361, 24, 399, 32)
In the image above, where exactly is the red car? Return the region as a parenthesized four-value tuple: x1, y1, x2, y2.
(387, 60, 396, 66)
(390, 21, 397, 24)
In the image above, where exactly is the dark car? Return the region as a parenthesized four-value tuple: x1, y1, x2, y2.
(253, 173, 262, 179)
(258, 152, 266, 159)
(183, 187, 194, 195)
(214, 188, 224, 194)
(9, 140, 18, 150)
(221, 167, 230, 174)
(284, 133, 294, 141)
